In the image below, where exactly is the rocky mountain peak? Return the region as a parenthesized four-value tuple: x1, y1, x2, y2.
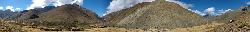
(103, 0, 206, 29)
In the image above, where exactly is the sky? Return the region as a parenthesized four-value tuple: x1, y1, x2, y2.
(0, 0, 250, 16)
(180, 0, 250, 16)
(82, 0, 111, 16)
(0, 0, 32, 11)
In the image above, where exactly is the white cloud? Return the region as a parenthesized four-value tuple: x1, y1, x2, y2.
(26, 0, 83, 10)
(5, 6, 23, 12)
(247, 1, 250, 5)
(205, 7, 215, 14)
(188, 7, 233, 16)
(218, 9, 232, 15)
(104, 0, 155, 16)
(14, 8, 22, 12)
(166, 0, 193, 9)
(203, 7, 234, 16)
(188, 9, 206, 16)
(6, 6, 15, 11)
(26, 0, 46, 10)
(0, 6, 3, 10)
(54, 0, 83, 6)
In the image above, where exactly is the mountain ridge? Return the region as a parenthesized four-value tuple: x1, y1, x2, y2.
(103, 0, 208, 29)
(2, 4, 104, 31)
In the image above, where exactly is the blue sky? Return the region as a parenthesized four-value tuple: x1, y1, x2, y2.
(82, 0, 111, 16)
(180, 0, 250, 11)
(0, 0, 32, 11)
(179, 0, 250, 16)
(0, 0, 250, 16)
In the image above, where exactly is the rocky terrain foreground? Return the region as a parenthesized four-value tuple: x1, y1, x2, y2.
(1, 0, 250, 32)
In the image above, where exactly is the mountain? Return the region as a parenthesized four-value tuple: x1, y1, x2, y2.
(0, 9, 17, 20)
(12, 6, 56, 20)
(11, 4, 102, 30)
(103, 2, 152, 26)
(209, 6, 250, 32)
(104, 0, 207, 29)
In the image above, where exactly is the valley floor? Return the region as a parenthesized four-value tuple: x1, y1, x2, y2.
(0, 20, 227, 32)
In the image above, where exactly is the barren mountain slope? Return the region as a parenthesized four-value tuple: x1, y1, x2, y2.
(10, 4, 103, 30)
(105, 0, 208, 29)
(103, 2, 151, 26)
(209, 6, 250, 32)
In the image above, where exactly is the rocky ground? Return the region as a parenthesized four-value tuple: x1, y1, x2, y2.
(0, 20, 227, 32)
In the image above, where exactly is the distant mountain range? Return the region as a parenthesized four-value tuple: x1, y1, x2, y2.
(0, 9, 16, 19)
(0, 4, 103, 30)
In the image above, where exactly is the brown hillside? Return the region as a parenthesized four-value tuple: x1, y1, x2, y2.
(209, 6, 250, 32)
(104, 0, 208, 29)
(11, 4, 103, 31)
